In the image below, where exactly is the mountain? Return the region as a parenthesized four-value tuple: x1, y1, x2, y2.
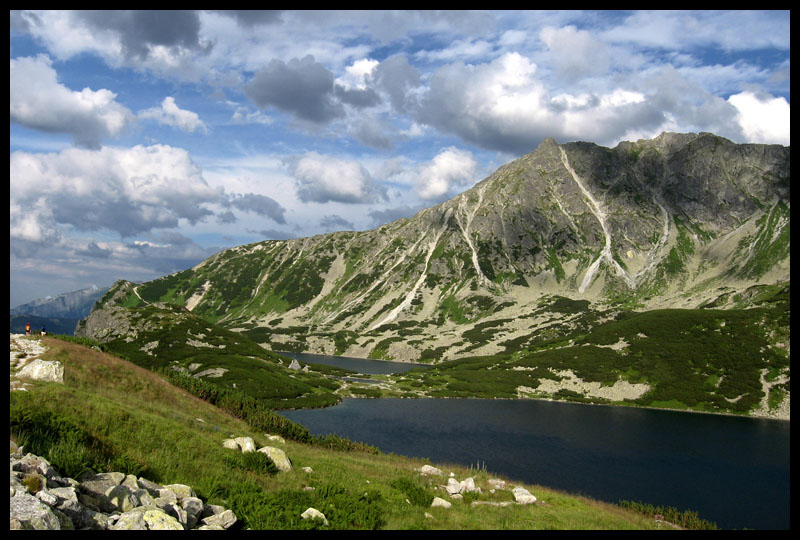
(79, 133, 789, 355)
(10, 285, 110, 336)
(75, 132, 789, 418)
(11, 285, 109, 319)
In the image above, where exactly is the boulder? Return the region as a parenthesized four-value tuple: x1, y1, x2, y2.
(257, 446, 292, 472)
(16, 359, 64, 383)
(234, 436, 256, 453)
(201, 509, 237, 529)
(10, 492, 64, 529)
(445, 477, 462, 495)
(431, 497, 452, 508)
(300, 507, 328, 525)
(512, 486, 537, 504)
(419, 465, 443, 476)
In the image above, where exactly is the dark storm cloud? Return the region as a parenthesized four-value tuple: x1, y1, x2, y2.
(229, 193, 287, 224)
(333, 84, 382, 109)
(244, 55, 344, 124)
(319, 214, 355, 232)
(371, 55, 421, 113)
(77, 241, 112, 259)
(211, 10, 283, 28)
(78, 10, 211, 59)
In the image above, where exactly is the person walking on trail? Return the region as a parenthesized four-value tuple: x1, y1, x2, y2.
(41, 325, 47, 336)
(25, 322, 31, 335)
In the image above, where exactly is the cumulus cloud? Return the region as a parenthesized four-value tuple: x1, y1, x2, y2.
(371, 55, 421, 113)
(10, 54, 135, 148)
(416, 52, 670, 154)
(539, 25, 610, 83)
(79, 10, 211, 60)
(727, 91, 790, 146)
(244, 55, 344, 123)
(9, 144, 226, 241)
(138, 97, 208, 133)
(417, 147, 478, 201)
(289, 152, 388, 204)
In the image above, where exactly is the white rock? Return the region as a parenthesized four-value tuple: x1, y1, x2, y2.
(512, 486, 537, 504)
(301, 507, 328, 525)
(234, 437, 256, 453)
(431, 497, 452, 508)
(257, 446, 292, 472)
(16, 359, 64, 383)
(419, 465, 443, 476)
(445, 477, 462, 495)
(460, 477, 479, 493)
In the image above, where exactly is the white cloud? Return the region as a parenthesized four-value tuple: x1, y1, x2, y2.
(289, 151, 387, 204)
(417, 147, 478, 200)
(418, 51, 665, 153)
(9, 144, 226, 241)
(10, 54, 135, 148)
(728, 91, 790, 145)
(539, 25, 610, 82)
(138, 97, 208, 133)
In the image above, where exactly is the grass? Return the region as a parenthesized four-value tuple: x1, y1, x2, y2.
(8, 336, 683, 530)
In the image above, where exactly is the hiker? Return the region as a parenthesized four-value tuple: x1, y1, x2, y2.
(41, 325, 47, 336)
(25, 322, 31, 335)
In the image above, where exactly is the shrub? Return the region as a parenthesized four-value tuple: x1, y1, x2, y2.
(390, 477, 434, 507)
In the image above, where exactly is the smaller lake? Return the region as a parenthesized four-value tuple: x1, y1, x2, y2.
(277, 351, 429, 375)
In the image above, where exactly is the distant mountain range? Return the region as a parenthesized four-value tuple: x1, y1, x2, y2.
(10, 285, 109, 335)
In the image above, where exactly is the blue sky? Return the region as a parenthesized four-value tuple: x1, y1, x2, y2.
(9, 10, 790, 307)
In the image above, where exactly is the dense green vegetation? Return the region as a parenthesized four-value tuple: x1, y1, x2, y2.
(385, 287, 789, 416)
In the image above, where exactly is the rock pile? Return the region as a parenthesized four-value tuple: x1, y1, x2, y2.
(222, 435, 293, 472)
(416, 464, 539, 509)
(10, 443, 237, 530)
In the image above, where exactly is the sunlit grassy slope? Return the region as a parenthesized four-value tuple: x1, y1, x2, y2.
(9, 336, 695, 530)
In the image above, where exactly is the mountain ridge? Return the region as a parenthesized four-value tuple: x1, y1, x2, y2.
(72, 131, 790, 419)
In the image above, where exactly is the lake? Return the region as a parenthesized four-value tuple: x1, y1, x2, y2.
(277, 357, 790, 530)
(278, 351, 429, 374)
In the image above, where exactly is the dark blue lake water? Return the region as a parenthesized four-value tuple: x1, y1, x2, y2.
(277, 358, 790, 530)
(278, 351, 428, 375)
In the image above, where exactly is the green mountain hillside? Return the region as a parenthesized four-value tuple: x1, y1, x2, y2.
(75, 132, 790, 419)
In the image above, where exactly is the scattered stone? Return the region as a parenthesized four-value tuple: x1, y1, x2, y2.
(302, 466, 314, 473)
(512, 486, 537, 505)
(487, 478, 506, 490)
(233, 436, 256, 453)
(445, 477, 462, 495)
(419, 465, 443, 476)
(257, 446, 292, 472)
(266, 434, 286, 444)
(300, 507, 328, 525)
(431, 497, 452, 509)
(288, 359, 302, 371)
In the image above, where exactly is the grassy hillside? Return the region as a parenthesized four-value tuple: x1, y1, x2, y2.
(9, 336, 714, 530)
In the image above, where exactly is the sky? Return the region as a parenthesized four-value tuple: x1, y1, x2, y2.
(9, 10, 790, 308)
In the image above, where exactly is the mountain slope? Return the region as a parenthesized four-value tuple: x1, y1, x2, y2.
(79, 132, 789, 367)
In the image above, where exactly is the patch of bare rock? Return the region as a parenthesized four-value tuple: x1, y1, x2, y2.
(9, 442, 237, 530)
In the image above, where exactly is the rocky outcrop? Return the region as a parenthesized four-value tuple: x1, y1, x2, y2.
(10, 334, 64, 390)
(9, 445, 237, 530)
